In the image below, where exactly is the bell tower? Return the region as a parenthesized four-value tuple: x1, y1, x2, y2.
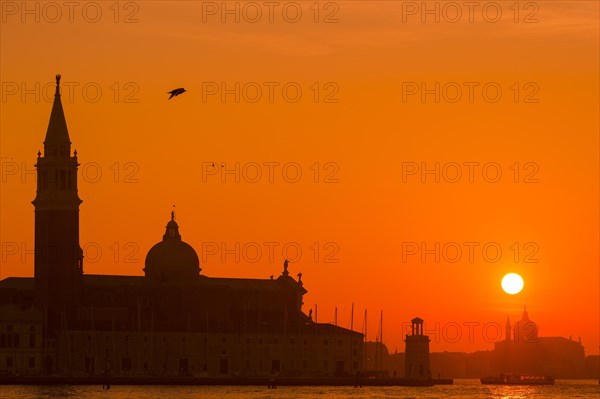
(33, 74, 83, 320)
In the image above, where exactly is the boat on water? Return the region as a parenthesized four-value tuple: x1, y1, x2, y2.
(480, 373, 554, 385)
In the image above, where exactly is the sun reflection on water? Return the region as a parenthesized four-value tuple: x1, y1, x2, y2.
(487, 385, 548, 399)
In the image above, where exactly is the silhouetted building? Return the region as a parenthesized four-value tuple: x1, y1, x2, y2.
(404, 317, 430, 380)
(492, 308, 586, 378)
(0, 304, 44, 374)
(584, 355, 599, 379)
(0, 75, 363, 377)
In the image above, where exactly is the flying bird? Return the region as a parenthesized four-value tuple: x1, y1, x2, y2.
(167, 88, 186, 99)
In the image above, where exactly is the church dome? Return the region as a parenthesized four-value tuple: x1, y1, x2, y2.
(513, 306, 539, 343)
(144, 212, 201, 283)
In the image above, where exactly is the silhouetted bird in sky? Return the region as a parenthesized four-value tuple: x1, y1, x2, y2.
(168, 88, 186, 99)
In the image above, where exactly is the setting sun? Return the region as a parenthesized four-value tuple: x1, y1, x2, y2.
(502, 273, 525, 295)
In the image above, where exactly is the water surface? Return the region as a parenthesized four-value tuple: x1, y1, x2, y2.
(1, 379, 598, 399)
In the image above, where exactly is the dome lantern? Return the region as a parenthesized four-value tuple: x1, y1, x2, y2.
(144, 212, 200, 283)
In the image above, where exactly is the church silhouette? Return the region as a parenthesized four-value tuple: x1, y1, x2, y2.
(0, 75, 363, 378)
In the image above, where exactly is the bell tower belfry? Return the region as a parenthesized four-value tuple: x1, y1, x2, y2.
(33, 74, 83, 319)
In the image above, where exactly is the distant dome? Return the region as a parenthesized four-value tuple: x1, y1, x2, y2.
(513, 307, 538, 343)
(144, 213, 200, 283)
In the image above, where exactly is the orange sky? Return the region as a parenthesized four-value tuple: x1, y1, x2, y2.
(1, 1, 598, 355)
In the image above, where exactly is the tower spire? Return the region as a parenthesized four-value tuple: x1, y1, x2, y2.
(44, 74, 71, 157)
(54, 74, 61, 96)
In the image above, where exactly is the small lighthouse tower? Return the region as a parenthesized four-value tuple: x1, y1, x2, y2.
(404, 317, 431, 380)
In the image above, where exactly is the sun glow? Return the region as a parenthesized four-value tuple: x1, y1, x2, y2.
(501, 273, 524, 295)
